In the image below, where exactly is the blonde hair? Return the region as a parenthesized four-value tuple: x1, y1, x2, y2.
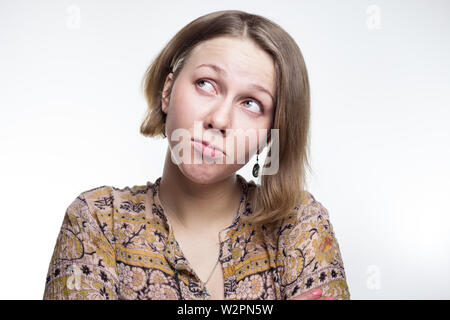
(140, 10, 311, 226)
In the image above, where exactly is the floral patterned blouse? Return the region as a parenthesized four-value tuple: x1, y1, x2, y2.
(43, 174, 350, 300)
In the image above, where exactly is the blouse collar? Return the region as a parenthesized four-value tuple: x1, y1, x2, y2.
(148, 174, 253, 274)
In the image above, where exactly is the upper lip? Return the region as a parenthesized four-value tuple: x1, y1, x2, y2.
(192, 138, 226, 155)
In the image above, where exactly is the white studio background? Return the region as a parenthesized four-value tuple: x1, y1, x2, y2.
(0, 0, 449, 299)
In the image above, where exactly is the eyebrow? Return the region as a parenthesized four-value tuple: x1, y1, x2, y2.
(195, 63, 275, 104)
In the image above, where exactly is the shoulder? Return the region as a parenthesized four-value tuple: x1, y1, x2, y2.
(296, 190, 327, 217)
(281, 191, 330, 231)
(63, 181, 156, 243)
(78, 181, 155, 215)
(280, 191, 343, 253)
(277, 192, 350, 299)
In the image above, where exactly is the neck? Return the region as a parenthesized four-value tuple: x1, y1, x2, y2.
(158, 147, 242, 233)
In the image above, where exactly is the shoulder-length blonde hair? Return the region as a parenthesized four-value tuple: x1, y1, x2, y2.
(140, 10, 311, 226)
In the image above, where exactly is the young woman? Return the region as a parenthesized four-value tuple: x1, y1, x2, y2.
(43, 10, 350, 300)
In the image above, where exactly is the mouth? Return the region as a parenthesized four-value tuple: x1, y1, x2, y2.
(191, 138, 226, 158)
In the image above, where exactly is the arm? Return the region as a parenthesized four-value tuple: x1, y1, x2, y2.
(43, 192, 119, 299)
(278, 193, 350, 300)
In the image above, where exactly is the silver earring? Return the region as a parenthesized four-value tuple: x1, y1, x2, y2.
(252, 150, 260, 178)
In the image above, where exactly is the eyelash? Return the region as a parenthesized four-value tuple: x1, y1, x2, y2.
(195, 79, 264, 113)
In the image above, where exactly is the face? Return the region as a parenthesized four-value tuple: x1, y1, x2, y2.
(161, 36, 276, 184)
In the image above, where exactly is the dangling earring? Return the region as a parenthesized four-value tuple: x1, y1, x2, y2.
(252, 150, 260, 178)
(162, 114, 167, 138)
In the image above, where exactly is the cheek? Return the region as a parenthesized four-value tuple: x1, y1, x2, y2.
(258, 113, 275, 144)
(227, 126, 263, 164)
(168, 92, 198, 126)
(233, 117, 272, 144)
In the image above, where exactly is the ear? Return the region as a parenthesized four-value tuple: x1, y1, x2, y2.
(161, 72, 173, 115)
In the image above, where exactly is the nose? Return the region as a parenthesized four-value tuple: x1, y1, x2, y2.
(205, 97, 234, 135)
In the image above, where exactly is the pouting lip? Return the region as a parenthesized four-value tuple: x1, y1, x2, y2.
(191, 138, 226, 155)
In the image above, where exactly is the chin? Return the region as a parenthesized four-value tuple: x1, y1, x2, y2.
(178, 163, 230, 185)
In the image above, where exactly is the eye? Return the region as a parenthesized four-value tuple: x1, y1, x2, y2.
(196, 79, 264, 114)
(243, 100, 263, 114)
(196, 79, 215, 92)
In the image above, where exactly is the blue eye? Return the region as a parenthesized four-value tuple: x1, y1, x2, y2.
(196, 79, 214, 91)
(243, 100, 263, 113)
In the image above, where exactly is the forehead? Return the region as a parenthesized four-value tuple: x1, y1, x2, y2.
(186, 37, 276, 92)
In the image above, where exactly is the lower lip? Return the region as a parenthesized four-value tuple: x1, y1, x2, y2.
(192, 141, 225, 159)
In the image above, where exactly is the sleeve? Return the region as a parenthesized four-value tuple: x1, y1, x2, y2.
(278, 194, 350, 300)
(43, 192, 119, 300)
